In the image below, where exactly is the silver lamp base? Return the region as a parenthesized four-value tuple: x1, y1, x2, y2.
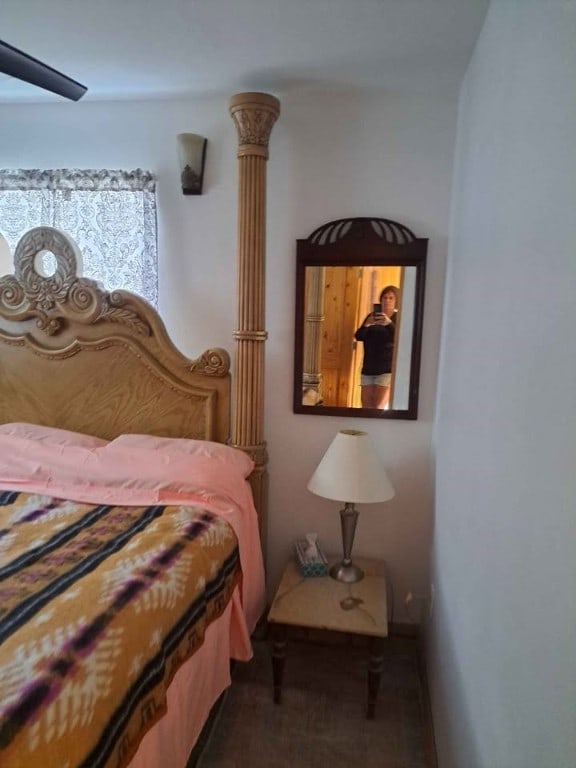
(329, 560, 364, 583)
(329, 501, 365, 583)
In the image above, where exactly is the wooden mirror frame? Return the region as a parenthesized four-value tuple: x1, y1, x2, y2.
(293, 217, 427, 419)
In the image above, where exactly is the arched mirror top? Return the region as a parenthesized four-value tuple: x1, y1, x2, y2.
(294, 216, 427, 419)
(307, 217, 418, 248)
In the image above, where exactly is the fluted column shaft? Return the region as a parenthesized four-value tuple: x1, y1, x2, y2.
(229, 92, 280, 549)
(303, 266, 326, 396)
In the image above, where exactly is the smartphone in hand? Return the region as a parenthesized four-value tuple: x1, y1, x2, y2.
(373, 302, 382, 315)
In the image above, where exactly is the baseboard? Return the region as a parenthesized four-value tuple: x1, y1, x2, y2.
(408, 624, 438, 768)
(389, 621, 420, 637)
(387, 622, 438, 768)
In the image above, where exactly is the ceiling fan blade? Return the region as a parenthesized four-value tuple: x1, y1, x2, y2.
(0, 39, 87, 101)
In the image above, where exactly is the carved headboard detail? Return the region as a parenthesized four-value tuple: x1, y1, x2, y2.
(0, 227, 231, 442)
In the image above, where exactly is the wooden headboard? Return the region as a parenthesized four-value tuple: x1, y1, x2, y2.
(0, 226, 231, 442)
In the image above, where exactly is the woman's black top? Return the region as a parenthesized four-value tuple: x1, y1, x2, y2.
(354, 313, 396, 376)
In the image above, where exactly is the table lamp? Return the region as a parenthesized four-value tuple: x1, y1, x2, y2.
(307, 429, 394, 583)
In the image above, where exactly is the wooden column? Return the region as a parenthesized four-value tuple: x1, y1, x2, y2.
(302, 265, 325, 403)
(229, 92, 280, 549)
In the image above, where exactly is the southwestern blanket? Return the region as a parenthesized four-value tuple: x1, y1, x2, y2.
(0, 491, 240, 768)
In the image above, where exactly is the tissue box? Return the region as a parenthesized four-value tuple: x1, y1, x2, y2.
(294, 539, 329, 577)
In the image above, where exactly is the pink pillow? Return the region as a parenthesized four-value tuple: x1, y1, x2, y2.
(0, 422, 107, 448)
(107, 434, 254, 479)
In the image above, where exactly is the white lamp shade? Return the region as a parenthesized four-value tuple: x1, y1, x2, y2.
(307, 429, 395, 504)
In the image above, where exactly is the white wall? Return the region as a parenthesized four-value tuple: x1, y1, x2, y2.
(0, 85, 457, 613)
(429, 2, 576, 766)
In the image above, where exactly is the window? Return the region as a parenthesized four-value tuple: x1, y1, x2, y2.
(0, 169, 158, 306)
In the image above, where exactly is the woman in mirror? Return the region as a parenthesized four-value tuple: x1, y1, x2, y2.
(354, 285, 399, 409)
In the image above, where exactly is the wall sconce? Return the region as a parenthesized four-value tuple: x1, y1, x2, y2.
(177, 133, 207, 195)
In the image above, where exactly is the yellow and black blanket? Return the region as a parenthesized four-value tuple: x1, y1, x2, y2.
(0, 491, 239, 768)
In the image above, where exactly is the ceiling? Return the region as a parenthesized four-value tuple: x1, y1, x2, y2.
(0, 0, 489, 103)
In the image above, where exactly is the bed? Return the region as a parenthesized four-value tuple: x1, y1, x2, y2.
(0, 92, 280, 767)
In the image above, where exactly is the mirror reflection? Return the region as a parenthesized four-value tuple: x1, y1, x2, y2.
(294, 218, 427, 419)
(301, 265, 416, 411)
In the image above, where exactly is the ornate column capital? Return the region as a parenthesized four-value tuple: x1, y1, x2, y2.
(229, 92, 280, 159)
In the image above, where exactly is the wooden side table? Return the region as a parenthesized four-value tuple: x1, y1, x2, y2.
(267, 556, 388, 719)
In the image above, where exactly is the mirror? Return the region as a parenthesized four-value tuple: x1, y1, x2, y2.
(293, 217, 427, 419)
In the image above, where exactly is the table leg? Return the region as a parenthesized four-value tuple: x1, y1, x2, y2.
(271, 624, 287, 704)
(367, 636, 385, 719)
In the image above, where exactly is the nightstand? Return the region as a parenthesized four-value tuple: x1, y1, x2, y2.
(267, 556, 388, 719)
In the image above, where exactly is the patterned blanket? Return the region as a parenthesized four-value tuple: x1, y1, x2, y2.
(0, 491, 240, 768)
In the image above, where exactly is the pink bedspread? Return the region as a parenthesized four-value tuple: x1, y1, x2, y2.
(129, 593, 246, 768)
(0, 435, 265, 631)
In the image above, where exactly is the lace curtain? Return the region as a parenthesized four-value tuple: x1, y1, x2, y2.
(0, 169, 158, 306)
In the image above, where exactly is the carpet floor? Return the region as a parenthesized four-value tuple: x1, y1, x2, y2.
(197, 632, 435, 768)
